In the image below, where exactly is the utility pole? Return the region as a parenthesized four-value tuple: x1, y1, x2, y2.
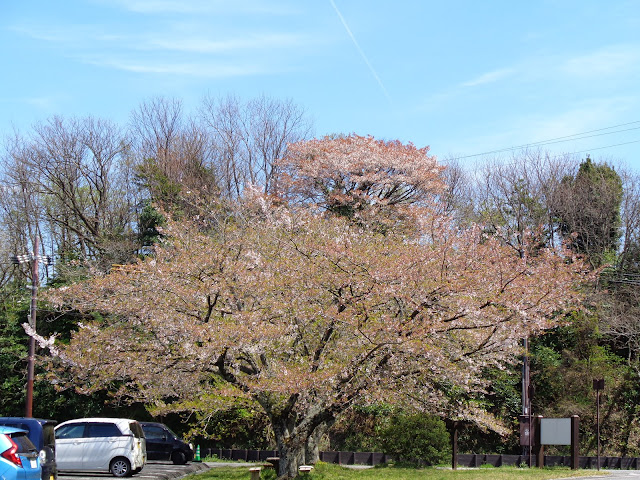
(593, 379, 605, 471)
(522, 337, 531, 462)
(11, 237, 52, 418)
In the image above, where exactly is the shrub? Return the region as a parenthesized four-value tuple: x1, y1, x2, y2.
(378, 413, 451, 465)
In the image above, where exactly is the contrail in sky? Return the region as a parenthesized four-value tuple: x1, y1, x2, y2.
(329, 0, 391, 102)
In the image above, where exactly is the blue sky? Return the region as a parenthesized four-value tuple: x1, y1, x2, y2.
(2, 0, 639, 171)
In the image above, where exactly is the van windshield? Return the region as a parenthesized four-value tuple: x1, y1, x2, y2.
(129, 422, 144, 439)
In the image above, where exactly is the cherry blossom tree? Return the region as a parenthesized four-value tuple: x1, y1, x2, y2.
(45, 189, 584, 476)
(278, 134, 444, 231)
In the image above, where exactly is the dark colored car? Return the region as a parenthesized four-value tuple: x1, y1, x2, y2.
(0, 418, 56, 480)
(139, 423, 192, 465)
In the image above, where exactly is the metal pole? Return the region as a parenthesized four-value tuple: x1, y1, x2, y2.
(528, 383, 534, 468)
(25, 237, 39, 418)
(596, 388, 601, 471)
(593, 379, 604, 471)
(528, 402, 532, 467)
(451, 421, 458, 470)
(522, 337, 531, 465)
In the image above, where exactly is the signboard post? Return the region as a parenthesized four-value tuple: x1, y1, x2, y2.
(571, 416, 580, 470)
(535, 416, 544, 468)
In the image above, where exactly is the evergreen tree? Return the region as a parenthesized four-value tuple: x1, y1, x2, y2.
(555, 156, 623, 267)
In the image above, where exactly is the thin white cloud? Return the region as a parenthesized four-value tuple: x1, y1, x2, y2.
(104, 0, 221, 14)
(525, 97, 639, 143)
(453, 96, 640, 160)
(10, 23, 135, 48)
(11, 21, 308, 77)
(329, 0, 391, 102)
(419, 43, 640, 117)
(24, 96, 59, 109)
(9, 25, 78, 43)
(0, 96, 57, 109)
(104, 0, 296, 15)
(84, 57, 272, 77)
(13, 22, 308, 56)
(461, 68, 516, 87)
(562, 44, 640, 77)
(146, 33, 305, 54)
(457, 44, 640, 91)
(0, 95, 70, 115)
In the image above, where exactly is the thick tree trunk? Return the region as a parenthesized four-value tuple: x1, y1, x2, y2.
(304, 428, 321, 465)
(272, 416, 308, 478)
(305, 421, 332, 464)
(260, 393, 339, 477)
(273, 420, 336, 476)
(277, 437, 306, 478)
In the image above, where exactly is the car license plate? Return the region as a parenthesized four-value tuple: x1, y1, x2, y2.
(30, 458, 37, 468)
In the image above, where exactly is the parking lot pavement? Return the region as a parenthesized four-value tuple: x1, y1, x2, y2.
(557, 472, 640, 479)
(58, 460, 209, 480)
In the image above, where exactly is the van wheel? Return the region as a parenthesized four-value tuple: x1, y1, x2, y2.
(110, 457, 132, 477)
(171, 451, 187, 465)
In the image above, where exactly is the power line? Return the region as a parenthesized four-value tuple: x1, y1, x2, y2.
(450, 120, 640, 160)
(569, 139, 640, 156)
(511, 120, 640, 148)
(529, 126, 640, 148)
(454, 130, 640, 160)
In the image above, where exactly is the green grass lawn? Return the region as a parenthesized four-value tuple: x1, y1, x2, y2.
(188, 462, 602, 480)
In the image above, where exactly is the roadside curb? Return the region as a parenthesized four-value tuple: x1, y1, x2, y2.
(183, 462, 210, 474)
(152, 462, 210, 480)
(203, 462, 256, 468)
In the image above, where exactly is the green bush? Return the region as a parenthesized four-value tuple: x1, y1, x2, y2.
(378, 413, 450, 465)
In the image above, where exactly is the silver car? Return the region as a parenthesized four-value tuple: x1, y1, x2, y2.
(55, 418, 146, 477)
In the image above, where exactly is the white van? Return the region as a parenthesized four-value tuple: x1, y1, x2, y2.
(55, 418, 146, 477)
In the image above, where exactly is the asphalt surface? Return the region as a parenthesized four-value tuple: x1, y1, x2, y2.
(573, 472, 640, 479)
(57, 460, 209, 480)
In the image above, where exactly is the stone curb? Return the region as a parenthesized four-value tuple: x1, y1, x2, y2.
(152, 462, 210, 480)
